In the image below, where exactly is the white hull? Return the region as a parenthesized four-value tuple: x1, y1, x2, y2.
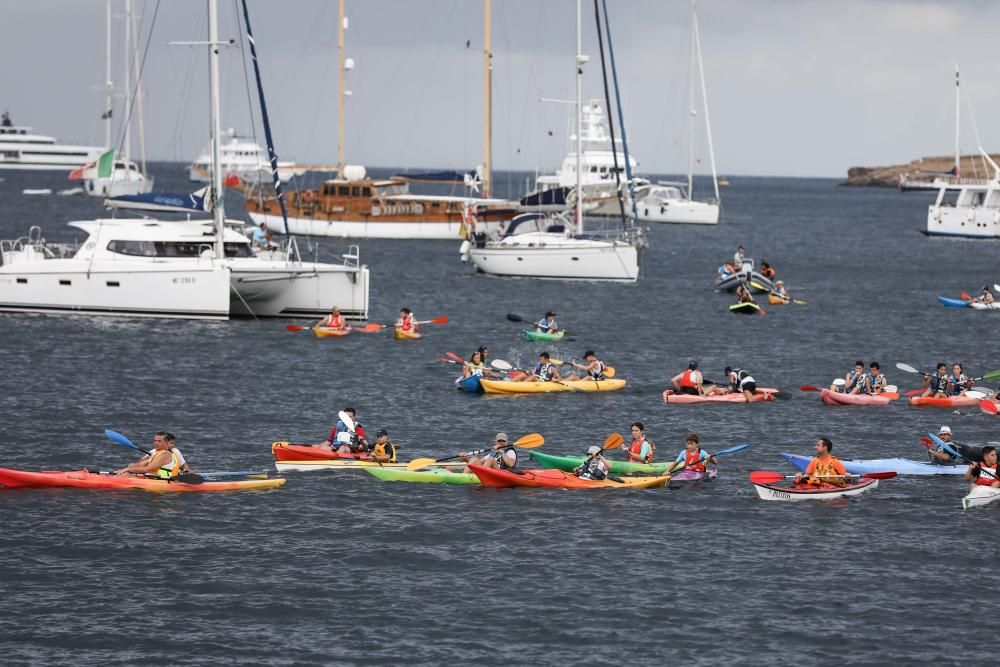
(962, 485, 1000, 509)
(927, 204, 1000, 238)
(228, 259, 369, 319)
(0, 153, 105, 171)
(84, 173, 154, 198)
(0, 261, 231, 319)
(249, 211, 501, 241)
(188, 163, 302, 184)
(753, 480, 878, 502)
(468, 233, 639, 282)
(636, 200, 719, 225)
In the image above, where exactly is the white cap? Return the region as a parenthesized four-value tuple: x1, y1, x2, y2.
(587, 445, 601, 455)
(938, 425, 952, 435)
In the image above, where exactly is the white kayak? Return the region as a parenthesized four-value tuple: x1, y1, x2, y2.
(962, 485, 1000, 509)
(752, 478, 878, 501)
(969, 302, 1000, 310)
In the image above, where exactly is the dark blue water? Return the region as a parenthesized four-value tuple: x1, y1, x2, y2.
(1, 166, 999, 665)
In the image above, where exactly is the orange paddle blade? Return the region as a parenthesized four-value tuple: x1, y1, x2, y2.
(446, 352, 465, 363)
(799, 386, 822, 392)
(286, 325, 308, 332)
(881, 392, 900, 400)
(358, 323, 385, 333)
(604, 366, 617, 378)
(430, 316, 449, 325)
(981, 399, 1000, 415)
(602, 433, 624, 450)
(513, 433, 544, 449)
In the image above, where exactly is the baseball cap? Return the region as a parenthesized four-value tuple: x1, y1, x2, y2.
(376, 428, 389, 437)
(495, 432, 509, 442)
(938, 426, 952, 435)
(587, 445, 601, 455)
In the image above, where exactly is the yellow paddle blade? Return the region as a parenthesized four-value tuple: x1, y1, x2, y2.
(514, 433, 544, 449)
(549, 358, 566, 366)
(794, 299, 807, 305)
(405, 457, 439, 471)
(603, 366, 617, 378)
(749, 281, 767, 291)
(602, 433, 623, 450)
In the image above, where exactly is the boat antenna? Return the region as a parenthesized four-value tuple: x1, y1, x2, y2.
(600, 0, 638, 222)
(574, 0, 584, 234)
(239, 0, 291, 237)
(592, 0, 627, 227)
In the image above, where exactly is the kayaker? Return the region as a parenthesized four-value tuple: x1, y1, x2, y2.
(964, 446, 999, 488)
(703, 366, 740, 396)
(624, 421, 655, 463)
(978, 286, 995, 305)
(316, 305, 346, 331)
(760, 261, 776, 280)
(920, 362, 950, 398)
(463, 349, 491, 378)
(462, 433, 517, 471)
(513, 352, 560, 383)
(672, 433, 715, 473)
(868, 362, 889, 394)
(116, 431, 186, 479)
(370, 429, 397, 463)
(736, 284, 756, 305)
(670, 361, 704, 396)
(948, 362, 972, 396)
(927, 425, 960, 466)
(832, 361, 869, 394)
(396, 308, 419, 334)
(477, 345, 490, 366)
(794, 437, 847, 487)
(318, 407, 369, 454)
(562, 350, 607, 381)
(535, 311, 559, 333)
(574, 445, 610, 480)
(772, 280, 789, 303)
(733, 368, 758, 402)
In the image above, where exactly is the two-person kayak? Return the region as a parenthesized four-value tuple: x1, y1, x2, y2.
(469, 464, 667, 489)
(529, 451, 714, 480)
(819, 389, 893, 406)
(908, 395, 983, 408)
(0, 468, 285, 492)
(365, 467, 478, 485)
(479, 378, 625, 394)
(662, 390, 776, 404)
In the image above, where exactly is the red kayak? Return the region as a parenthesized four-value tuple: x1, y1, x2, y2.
(820, 389, 892, 406)
(0, 468, 285, 492)
(271, 442, 374, 462)
(469, 465, 668, 489)
(908, 395, 981, 409)
(662, 389, 777, 404)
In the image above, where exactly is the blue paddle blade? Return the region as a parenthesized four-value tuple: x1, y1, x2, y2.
(104, 429, 141, 451)
(714, 444, 749, 457)
(927, 432, 961, 459)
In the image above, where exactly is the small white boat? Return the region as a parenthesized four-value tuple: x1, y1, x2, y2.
(752, 478, 879, 502)
(962, 485, 1000, 509)
(21, 188, 52, 196)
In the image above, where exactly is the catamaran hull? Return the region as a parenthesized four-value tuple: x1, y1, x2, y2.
(467, 243, 639, 282)
(247, 211, 502, 241)
(228, 263, 369, 319)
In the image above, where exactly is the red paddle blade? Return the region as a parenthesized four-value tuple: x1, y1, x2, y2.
(904, 389, 924, 396)
(286, 325, 307, 332)
(749, 471, 786, 484)
(862, 471, 897, 480)
(981, 399, 1000, 415)
(758, 308, 766, 315)
(799, 385, 822, 392)
(919, 437, 933, 449)
(445, 352, 465, 363)
(430, 316, 449, 325)
(961, 292, 971, 300)
(881, 392, 900, 401)
(359, 323, 385, 332)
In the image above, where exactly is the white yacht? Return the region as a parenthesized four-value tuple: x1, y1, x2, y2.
(926, 152, 1000, 238)
(0, 112, 104, 171)
(188, 128, 302, 184)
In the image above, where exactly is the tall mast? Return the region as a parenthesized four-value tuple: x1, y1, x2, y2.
(123, 0, 132, 164)
(955, 63, 960, 177)
(105, 0, 112, 148)
(482, 0, 492, 198)
(686, 2, 694, 200)
(337, 0, 346, 176)
(130, 1, 147, 176)
(208, 0, 226, 257)
(693, 0, 719, 203)
(575, 0, 584, 233)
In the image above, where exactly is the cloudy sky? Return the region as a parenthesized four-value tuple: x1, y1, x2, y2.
(3, 0, 999, 177)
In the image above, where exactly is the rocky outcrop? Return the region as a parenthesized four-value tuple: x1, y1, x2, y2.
(843, 154, 1000, 187)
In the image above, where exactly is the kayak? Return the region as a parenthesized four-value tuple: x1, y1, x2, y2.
(520, 329, 565, 342)
(313, 326, 351, 338)
(908, 395, 983, 408)
(662, 390, 776, 404)
(365, 467, 478, 485)
(767, 294, 789, 305)
(820, 389, 892, 406)
(752, 477, 878, 501)
(275, 459, 457, 472)
(480, 378, 626, 394)
(529, 450, 717, 478)
(962, 485, 1000, 509)
(669, 469, 718, 484)
(469, 464, 668, 490)
(454, 375, 484, 394)
(937, 296, 970, 308)
(271, 442, 378, 462)
(730, 302, 762, 315)
(969, 301, 1000, 310)
(780, 452, 970, 476)
(394, 328, 422, 340)
(0, 468, 285, 492)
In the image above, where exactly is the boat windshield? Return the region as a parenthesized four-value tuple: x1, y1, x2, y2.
(374, 183, 408, 197)
(107, 240, 254, 258)
(502, 213, 567, 237)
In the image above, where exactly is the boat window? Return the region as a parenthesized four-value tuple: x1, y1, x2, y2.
(362, 187, 372, 197)
(986, 191, 1000, 208)
(107, 239, 252, 258)
(337, 186, 350, 196)
(351, 187, 360, 197)
(322, 184, 334, 196)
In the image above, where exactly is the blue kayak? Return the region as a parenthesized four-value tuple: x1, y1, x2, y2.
(938, 296, 969, 308)
(454, 375, 483, 394)
(780, 452, 969, 476)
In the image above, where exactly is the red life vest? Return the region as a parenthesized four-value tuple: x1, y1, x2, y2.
(975, 463, 999, 486)
(680, 370, 698, 389)
(627, 437, 654, 463)
(400, 314, 414, 331)
(323, 314, 344, 329)
(684, 449, 706, 472)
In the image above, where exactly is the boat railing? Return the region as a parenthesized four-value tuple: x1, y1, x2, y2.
(0, 226, 79, 265)
(341, 245, 361, 268)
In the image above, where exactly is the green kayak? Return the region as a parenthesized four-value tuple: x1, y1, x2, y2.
(530, 450, 676, 475)
(365, 467, 478, 485)
(520, 329, 565, 342)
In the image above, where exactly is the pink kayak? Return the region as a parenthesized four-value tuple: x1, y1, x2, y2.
(820, 389, 892, 406)
(908, 395, 982, 408)
(663, 390, 777, 404)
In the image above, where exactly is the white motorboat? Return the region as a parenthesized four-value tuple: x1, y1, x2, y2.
(0, 113, 104, 172)
(188, 128, 304, 184)
(925, 151, 1000, 238)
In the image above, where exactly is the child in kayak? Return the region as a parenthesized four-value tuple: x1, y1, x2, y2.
(949, 363, 973, 396)
(921, 362, 950, 398)
(395, 308, 419, 334)
(462, 349, 492, 379)
(562, 351, 607, 381)
(318, 407, 369, 454)
(462, 433, 517, 471)
(736, 284, 756, 305)
(965, 446, 999, 488)
(535, 311, 559, 334)
(831, 361, 869, 394)
(794, 438, 847, 487)
(868, 362, 889, 394)
(370, 429, 397, 464)
(671, 433, 716, 473)
(623, 422, 655, 464)
(575, 445, 610, 480)
(513, 352, 561, 383)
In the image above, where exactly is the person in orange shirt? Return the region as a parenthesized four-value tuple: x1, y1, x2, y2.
(794, 437, 848, 487)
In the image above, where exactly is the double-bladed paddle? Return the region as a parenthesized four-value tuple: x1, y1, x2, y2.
(927, 432, 998, 480)
(103, 429, 204, 484)
(490, 358, 582, 391)
(285, 323, 383, 333)
(665, 443, 750, 474)
(749, 470, 896, 484)
(406, 433, 545, 471)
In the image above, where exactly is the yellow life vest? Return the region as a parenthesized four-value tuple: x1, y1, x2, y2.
(372, 442, 397, 463)
(149, 449, 182, 479)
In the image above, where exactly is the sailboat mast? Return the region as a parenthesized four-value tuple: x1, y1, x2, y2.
(208, 0, 226, 256)
(123, 0, 132, 165)
(130, 3, 147, 176)
(575, 0, 583, 232)
(693, 1, 719, 203)
(482, 0, 492, 198)
(686, 2, 694, 201)
(337, 0, 346, 176)
(955, 63, 960, 177)
(105, 0, 112, 148)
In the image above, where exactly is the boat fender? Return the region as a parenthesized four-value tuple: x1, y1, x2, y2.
(993, 211, 1000, 225)
(459, 239, 471, 262)
(931, 206, 941, 221)
(967, 209, 976, 222)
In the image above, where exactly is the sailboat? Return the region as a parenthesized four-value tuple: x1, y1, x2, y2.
(634, 0, 719, 225)
(463, 0, 642, 282)
(244, 0, 513, 240)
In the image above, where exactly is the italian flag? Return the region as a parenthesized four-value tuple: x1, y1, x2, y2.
(68, 148, 114, 181)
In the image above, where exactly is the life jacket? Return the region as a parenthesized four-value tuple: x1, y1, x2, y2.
(627, 437, 655, 463)
(948, 373, 968, 395)
(323, 314, 344, 329)
(588, 360, 606, 380)
(494, 448, 517, 470)
(400, 314, 414, 331)
(372, 442, 398, 463)
(973, 463, 999, 486)
(468, 362, 485, 377)
(846, 371, 866, 393)
(680, 448, 707, 472)
(775, 287, 787, 298)
(869, 373, 887, 393)
(805, 456, 846, 487)
(680, 369, 698, 389)
(578, 457, 608, 480)
(930, 373, 948, 394)
(534, 362, 555, 381)
(537, 318, 555, 332)
(738, 371, 755, 389)
(728, 368, 742, 391)
(151, 449, 182, 479)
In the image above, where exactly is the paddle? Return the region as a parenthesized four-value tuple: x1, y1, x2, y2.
(962, 291, 972, 300)
(799, 385, 823, 392)
(505, 312, 574, 337)
(103, 429, 204, 484)
(928, 432, 998, 480)
(904, 389, 924, 396)
(665, 443, 750, 474)
(416, 316, 449, 325)
(981, 399, 999, 415)
(749, 470, 896, 484)
(737, 278, 765, 315)
(490, 358, 581, 391)
(406, 432, 545, 471)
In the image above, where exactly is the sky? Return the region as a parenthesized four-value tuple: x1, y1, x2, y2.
(3, 0, 1000, 178)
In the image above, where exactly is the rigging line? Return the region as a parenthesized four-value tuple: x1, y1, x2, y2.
(234, 0, 261, 157)
(166, 6, 203, 161)
(600, 0, 638, 222)
(592, 0, 626, 227)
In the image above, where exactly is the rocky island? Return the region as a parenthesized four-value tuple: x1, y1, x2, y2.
(844, 153, 1000, 188)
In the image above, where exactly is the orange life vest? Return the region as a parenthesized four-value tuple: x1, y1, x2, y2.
(323, 314, 344, 329)
(684, 449, 706, 472)
(400, 314, 414, 331)
(680, 369, 698, 389)
(627, 437, 655, 463)
(974, 463, 999, 486)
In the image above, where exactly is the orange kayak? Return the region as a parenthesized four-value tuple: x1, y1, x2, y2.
(0, 468, 285, 492)
(394, 328, 422, 340)
(313, 326, 351, 338)
(271, 442, 375, 462)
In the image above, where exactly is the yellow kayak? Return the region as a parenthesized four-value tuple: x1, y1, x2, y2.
(479, 378, 626, 394)
(394, 328, 422, 340)
(767, 294, 789, 305)
(313, 326, 351, 338)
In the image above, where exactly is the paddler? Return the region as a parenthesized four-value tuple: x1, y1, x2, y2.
(562, 350, 607, 381)
(574, 445, 610, 480)
(978, 286, 995, 305)
(672, 433, 715, 473)
(760, 261, 776, 280)
(920, 362, 950, 398)
(948, 362, 973, 396)
(535, 311, 559, 334)
(964, 446, 999, 488)
(670, 361, 704, 396)
(395, 308, 419, 335)
(462, 433, 517, 471)
(370, 429, 397, 463)
(116, 431, 188, 478)
(462, 349, 492, 378)
(513, 351, 560, 383)
(623, 421, 655, 464)
(832, 361, 869, 394)
(793, 437, 847, 487)
(736, 284, 756, 305)
(316, 305, 346, 331)
(772, 280, 789, 304)
(868, 361, 889, 394)
(318, 407, 369, 454)
(927, 425, 960, 466)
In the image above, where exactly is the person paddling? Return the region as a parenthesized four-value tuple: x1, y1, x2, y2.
(927, 425, 960, 466)
(965, 446, 999, 488)
(772, 280, 789, 303)
(316, 305, 346, 331)
(319, 407, 369, 454)
(462, 433, 517, 471)
(868, 361, 889, 394)
(623, 421, 655, 464)
(462, 349, 492, 379)
(921, 362, 949, 398)
(116, 431, 188, 478)
(513, 352, 560, 383)
(672, 433, 715, 473)
(978, 286, 995, 305)
(949, 362, 973, 396)
(396, 308, 418, 335)
(670, 361, 704, 396)
(370, 429, 397, 463)
(574, 445, 610, 480)
(794, 437, 847, 487)
(562, 350, 607, 381)
(736, 284, 756, 305)
(535, 311, 559, 334)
